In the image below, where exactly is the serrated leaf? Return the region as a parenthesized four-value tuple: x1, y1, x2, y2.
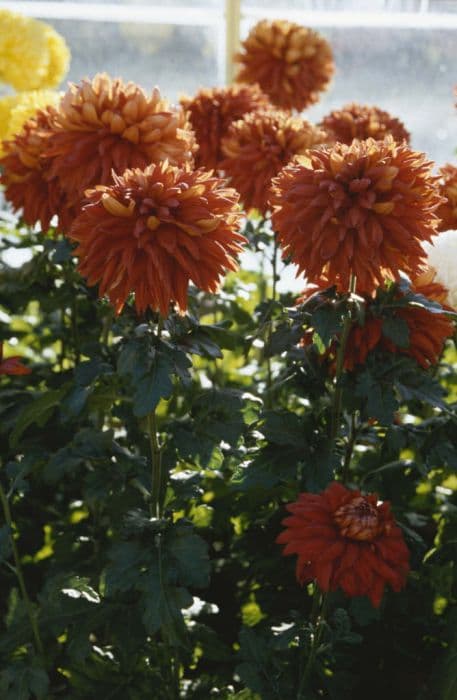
(9, 389, 66, 447)
(382, 316, 410, 348)
(0, 664, 49, 700)
(311, 305, 343, 347)
(166, 521, 210, 589)
(132, 353, 174, 417)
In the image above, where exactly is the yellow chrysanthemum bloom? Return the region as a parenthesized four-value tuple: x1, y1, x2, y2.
(0, 90, 60, 154)
(0, 9, 70, 91)
(40, 26, 71, 89)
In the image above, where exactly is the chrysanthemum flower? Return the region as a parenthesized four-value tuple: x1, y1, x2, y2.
(423, 230, 457, 309)
(0, 106, 72, 231)
(270, 138, 443, 295)
(180, 84, 269, 170)
(68, 162, 245, 315)
(45, 73, 196, 208)
(235, 19, 334, 111)
(39, 25, 71, 89)
(0, 90, 60, 155)
(0, 10, 69, 91)
(276, 482, 410, 608)
(351, 272, 452, 371)
(0, 342, 31, 376)
(220, 109, 327, 215)
(320, 103, 410, 145)
(436, 164, 457, 232)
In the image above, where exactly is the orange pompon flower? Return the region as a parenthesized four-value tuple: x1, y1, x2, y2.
(220, 109, 327, 215)
(0, 342, 31, 376)
(45, 73, 196, 208)
(270, 138, 443, 295)
(235, 19, 334, 111)
(68, 162, 245, 316)
(436, 164, 457, 232)
(276, 482, 410, 608)
(180, 84, 270, 170)
(320, 103, 410, 145)
(0, 106, 73, 231)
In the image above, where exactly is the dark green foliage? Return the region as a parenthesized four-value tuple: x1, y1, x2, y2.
(0, 224, 456, 699)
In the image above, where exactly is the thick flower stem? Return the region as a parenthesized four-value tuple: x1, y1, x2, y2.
(330, 314, 352, 441)
(330, 276, 357, 441)
(0, 482, 44, 657)
(147, 410, 163, 519)
(265, 237, 279, 408)
(271, 237, 279, 304)
(342, 412, 358, 483)
(298, 588, 328, 698)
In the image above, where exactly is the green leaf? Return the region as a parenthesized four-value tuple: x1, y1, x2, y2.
(9, 389, 66, 448)
(382, 316, 410, 348)
(355, 369, 398, 424)
(132, 353, 174, 417)
(0, 664, 49, 700)
(260, 411, 305, 446)
(236, 628, 282, 700)
(311, 305, 343, 347)
(104, 541, 146, 594)
(166, 520, 210, 589)
(117, 336, 175, 417)
(140, 566, 192, 644)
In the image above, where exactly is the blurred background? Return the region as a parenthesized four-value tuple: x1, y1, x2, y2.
(0, 0, 456, 164)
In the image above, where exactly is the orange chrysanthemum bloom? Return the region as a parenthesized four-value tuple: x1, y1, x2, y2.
(180, 84, 269, 170)
(276, 482, 410, 608)
(0, 342, 31, 376)
(69, 162, 245, 316)
(436, 164, 457, 232)
(320, 103, 410, 145)
(0, 106, 73, 231)
(270, 138, 443, 295)
(220, 109, 327, 215)
(235, 19, 334, 111)
(45, 73, 196, 208)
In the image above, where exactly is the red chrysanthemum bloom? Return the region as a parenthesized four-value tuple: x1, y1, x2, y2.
(0, 342, 31, 376)
(235, 19, 334, 111)
(220, 109, 327, 215)
(436, 164, 457, 232)
(320, 103, 410, 145)
(0, 106, 73, 231)
(276, 482, 410, 608)
(270, 138, 443, 295)
(68, 162, 245, 316)
(180, 84, 269, 170)
(45, 73, 196, 209)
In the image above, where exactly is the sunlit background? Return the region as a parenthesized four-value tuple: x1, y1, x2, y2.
(1, 0, 456, 162)
(1, 0, 456, 288)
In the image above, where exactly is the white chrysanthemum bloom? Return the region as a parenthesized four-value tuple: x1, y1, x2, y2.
(423, 230, 457, 309)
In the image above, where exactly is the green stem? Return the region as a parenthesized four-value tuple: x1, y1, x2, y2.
(101, 306, 114, 347)
(330, 315, 352, 441)
(342, 412, 358, 483)
(271, 237, 279, 304)
(0, 483, 44, 656)
(330, 276, 357, 441)
(265, 238, 279, 408)
(298, 589, 328, 698)
(147, 411, 163, 519)
(71, 291, 80, 365)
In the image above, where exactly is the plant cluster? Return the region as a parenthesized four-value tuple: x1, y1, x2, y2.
(0, 13, 456, 700)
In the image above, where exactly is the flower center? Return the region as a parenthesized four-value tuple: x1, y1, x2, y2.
(334, 496, 380, 541)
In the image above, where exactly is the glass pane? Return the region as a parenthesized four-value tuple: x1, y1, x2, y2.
(2, 2, 225, 99)
(241, 3, 457, 164)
